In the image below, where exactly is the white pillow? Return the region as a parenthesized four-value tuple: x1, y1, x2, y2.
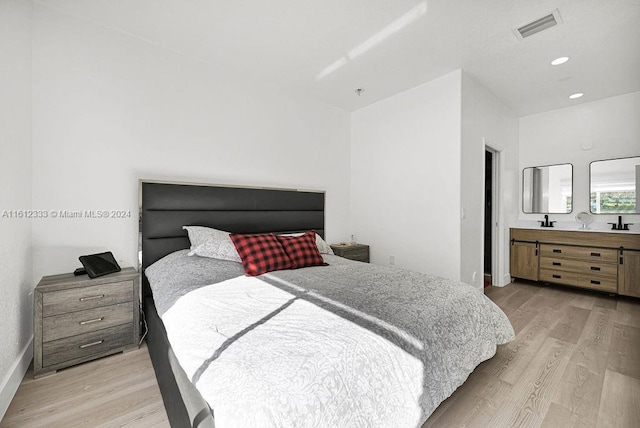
(182, 226, 241, 262)
(280, 231, 334, 255)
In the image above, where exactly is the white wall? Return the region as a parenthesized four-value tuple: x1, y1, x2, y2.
(519, 91, 640, 231)
(461, 72, 519, 288)
(0, 0, 33, 418)
(31, 5, 352, 280)
(351, 70, 462, 280)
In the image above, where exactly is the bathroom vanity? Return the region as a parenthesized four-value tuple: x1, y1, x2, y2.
(510, 228, 640, 297)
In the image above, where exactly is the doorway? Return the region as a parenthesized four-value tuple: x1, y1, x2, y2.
(483, 143, 502, 288)
(484, 150, 493, 288)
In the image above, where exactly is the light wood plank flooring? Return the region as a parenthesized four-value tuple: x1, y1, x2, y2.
(426, 281, 640, 428)
(0, 343, 169, 427)
(2, 281, 639, 427)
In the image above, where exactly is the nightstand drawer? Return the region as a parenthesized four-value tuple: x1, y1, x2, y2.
(43, 302, 133, 342)
(42, 323, 134, 368)
(343, 248, 369, 261)
(43, 281, 133, 317)
(330, 244, 370, 263)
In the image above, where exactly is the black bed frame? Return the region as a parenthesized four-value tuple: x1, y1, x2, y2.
(140, 180, 325, 427)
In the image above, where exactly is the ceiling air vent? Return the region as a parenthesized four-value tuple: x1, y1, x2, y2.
(514, 9, 563, 40)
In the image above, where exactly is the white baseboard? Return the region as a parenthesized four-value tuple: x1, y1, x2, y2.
(0, 337, 33, 420)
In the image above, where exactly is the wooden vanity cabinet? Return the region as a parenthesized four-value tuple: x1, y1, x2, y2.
(619, 249, 640, 297)
(538, 244, 617, 293)
(510, 240, 539, 281)
(510, 228, 640, 297)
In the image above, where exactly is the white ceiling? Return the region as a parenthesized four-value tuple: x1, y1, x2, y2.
(35, 0, 640, 115)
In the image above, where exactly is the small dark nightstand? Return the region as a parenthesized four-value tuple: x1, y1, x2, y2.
(33, 267, 140, 378)
(330, 244, 370, 263)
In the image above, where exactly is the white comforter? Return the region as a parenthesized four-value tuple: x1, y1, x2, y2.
(147, 252, 514, 427)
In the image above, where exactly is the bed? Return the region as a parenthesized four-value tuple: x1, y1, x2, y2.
(140, 180, 514, 427)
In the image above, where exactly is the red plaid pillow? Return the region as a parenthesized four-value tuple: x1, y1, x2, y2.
(277, 231, 328, 269)
(230, 233, 294, 276)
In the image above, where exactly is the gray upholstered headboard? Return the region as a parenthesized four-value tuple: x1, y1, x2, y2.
(140, 180, 325, 273)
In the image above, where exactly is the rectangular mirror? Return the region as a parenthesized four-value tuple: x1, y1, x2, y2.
(523, 163, 573, 214)
(590, 156, 639, 214)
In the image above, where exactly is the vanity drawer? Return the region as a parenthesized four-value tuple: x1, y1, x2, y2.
(539, 245, 617, 262)
(539, 269, 580, 287)
(43, 302, 133, 342)
(539, 257, 618, 276)
(579, 276, 618, 293)
(42, 281, 133, 317)
(42, 323, 133, 368)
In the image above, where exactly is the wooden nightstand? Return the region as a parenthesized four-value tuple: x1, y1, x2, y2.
(34, 267, 140, 378)
(330, 244, 370, 263)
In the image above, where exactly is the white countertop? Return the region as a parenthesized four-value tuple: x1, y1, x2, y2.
(512, 221, 640, 234)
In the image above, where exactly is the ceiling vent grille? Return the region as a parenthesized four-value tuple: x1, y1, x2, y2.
(514, 9, 563, 40)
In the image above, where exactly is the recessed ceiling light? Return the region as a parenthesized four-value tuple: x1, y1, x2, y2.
(569, 92, 584, 99)
(551, 56, 569, 65)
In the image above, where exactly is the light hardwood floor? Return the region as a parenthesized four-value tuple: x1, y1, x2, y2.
(2, 282, 639, 427)
(426, 281, 640, 428)
(0, 343, 169, 427)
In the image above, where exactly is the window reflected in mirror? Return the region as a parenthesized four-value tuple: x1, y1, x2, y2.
(523, 164, 573, 214)
(590, 156, 639, 214)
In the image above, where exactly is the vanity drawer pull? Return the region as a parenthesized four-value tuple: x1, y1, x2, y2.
(79, 317, 104, 325)
(590, 280, 601, 285)
(79, 295, 104, 302)
(590, 266, 601, 271)
(591, 252, 601, 257)
(553, 249, 562, 253)
(79, 340, 103, 349)
(553, 274, 561, 279)
(552, 262, 561, 266)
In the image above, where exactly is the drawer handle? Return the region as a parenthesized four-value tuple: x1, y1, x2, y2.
(79, 317, 104, 325)
(553, 249, 562, 253)
(590, 266, 601, 271)
(590, 280, 601, 285)
(79, 295, 104, 302)
(552, 262, 561, 266)
(591, 252, 601, 257)
(79, 340, 104, 349)
(553, 274, 561, 279)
